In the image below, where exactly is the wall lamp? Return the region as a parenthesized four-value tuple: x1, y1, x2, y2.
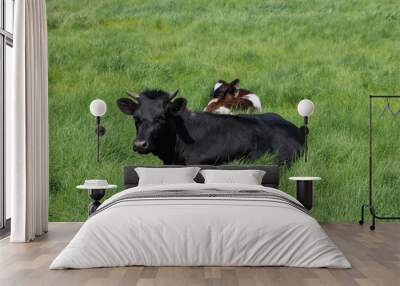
(90, 99, 107, 162)
(297, 99, 315, 162)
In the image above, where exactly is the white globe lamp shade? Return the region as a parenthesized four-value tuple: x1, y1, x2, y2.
(90, 99, 107, 117)
(297, 99, 314, 117)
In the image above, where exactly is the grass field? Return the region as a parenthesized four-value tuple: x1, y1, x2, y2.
(47, 0, 400, 222)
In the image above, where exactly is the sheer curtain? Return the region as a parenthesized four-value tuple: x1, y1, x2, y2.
(7, 0, 49, 242)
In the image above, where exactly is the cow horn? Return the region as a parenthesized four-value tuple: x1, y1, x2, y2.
(127, 91, 140, 99)
(169, 89, 179, 100)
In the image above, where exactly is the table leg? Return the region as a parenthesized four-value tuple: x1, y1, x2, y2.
(296, 181, 313, 210)
(88, 189, 105, 216)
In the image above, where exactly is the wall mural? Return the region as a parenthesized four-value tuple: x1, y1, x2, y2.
(47, 0, 400, 222)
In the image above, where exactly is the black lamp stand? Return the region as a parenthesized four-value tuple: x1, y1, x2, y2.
(88, 189, 106, 216)
(95, 116, 106, 162)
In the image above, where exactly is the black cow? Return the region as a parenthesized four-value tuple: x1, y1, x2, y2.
(117, 89, 306, 165)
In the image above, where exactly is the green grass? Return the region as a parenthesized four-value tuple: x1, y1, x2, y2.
(47, 0, 400, 222)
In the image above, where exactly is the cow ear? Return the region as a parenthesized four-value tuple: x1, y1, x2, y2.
(169, 98, 187, 116)
(116, 98, 138, 115)
(230, 78, 240, 88)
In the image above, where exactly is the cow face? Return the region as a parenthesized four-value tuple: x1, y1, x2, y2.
(211, 79, 240, 99)
(117, 89, 185, 154)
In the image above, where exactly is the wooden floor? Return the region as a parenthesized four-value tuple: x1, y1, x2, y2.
(0, 223, 399, 286)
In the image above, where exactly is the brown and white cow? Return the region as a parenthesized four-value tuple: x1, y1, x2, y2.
(203, 79, 262, 114)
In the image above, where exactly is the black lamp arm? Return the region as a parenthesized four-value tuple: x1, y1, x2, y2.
(304, 116, 309, 163)
(95, 116, 106, 162)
